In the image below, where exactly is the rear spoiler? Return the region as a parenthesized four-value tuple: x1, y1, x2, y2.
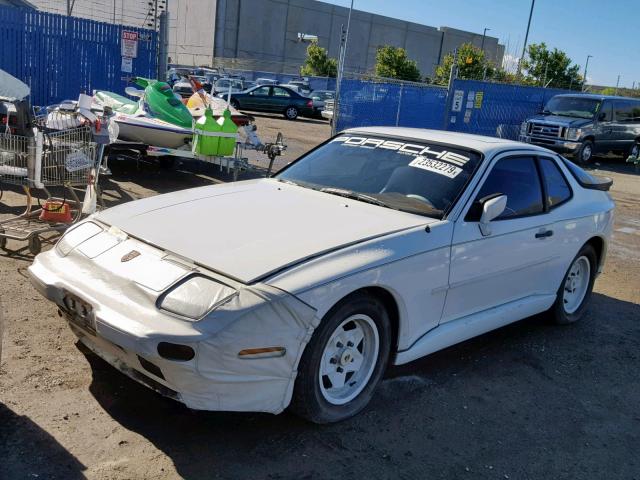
(581, 175, 613, 191)
(561, 158, 613, 191)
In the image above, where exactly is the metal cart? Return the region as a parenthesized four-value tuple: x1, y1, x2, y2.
(0, 124, 98, 255)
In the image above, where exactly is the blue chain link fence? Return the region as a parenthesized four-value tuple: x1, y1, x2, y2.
(0, 5, 157, 107)
(447, 79, 574, 139)
(335, 76, 576, 140)
(336, 77, 448, 132)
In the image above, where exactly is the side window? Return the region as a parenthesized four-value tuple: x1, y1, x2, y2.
(473, 156, 544, 219)
(614, 100, 638, 122)
(252, 86, 271, 96)
(272, 87, 291, 97)
(599, 101, 613, 121)
(540, 158, 572, 208)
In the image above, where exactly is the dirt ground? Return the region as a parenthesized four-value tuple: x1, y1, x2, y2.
(1, 115, 639, 480)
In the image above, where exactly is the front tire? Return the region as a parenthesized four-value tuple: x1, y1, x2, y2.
(575, 140, 594, 164)
(230, 99, 240, 110)
(290, 292, 391, 423)
(629, 141, 640, 159)
(550, 244, 597, 324)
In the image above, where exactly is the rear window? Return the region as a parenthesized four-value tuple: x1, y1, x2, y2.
(276, 135, 482, 218)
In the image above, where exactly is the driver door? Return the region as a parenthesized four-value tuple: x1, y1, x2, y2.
(244, 86, 271, 111)
(442, 154, 560, 323)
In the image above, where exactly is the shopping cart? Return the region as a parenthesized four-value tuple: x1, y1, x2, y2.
(0, 122, 98, 255)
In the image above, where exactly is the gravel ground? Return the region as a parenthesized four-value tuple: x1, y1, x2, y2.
(1, 115, 638, 480)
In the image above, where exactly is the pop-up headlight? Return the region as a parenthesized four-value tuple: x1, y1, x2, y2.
(56, 221, 103, 256)
(158, 275, 236, 320)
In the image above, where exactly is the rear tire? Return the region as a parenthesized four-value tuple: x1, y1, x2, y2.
(284, 106, 298, 120)
(290, 292, 391, 424)
(575, 140, 594, 165)
(550, 244, 597, 325)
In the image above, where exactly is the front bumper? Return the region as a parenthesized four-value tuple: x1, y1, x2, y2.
(29, 249, 318, 414)
(519, 135, 581, 154)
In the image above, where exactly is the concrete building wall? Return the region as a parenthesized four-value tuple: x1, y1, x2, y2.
(166, 0, 216, 66)
(214, 0, 504, 76)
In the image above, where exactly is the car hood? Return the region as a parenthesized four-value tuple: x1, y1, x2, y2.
(528, 114, 592, 127)
(95, 179, 432, 284)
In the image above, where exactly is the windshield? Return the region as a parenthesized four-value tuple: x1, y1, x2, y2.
(543, 96, 601, 119)
(276, 135, 482, 219)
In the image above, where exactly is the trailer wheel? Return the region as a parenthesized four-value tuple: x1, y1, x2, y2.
(28, 235, 42, 256)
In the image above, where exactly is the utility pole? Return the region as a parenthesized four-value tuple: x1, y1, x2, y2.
(517, 0, 535, 76)
(66, 0, 76, 16)
(615, 75, 621, 95)
(333, 0, 354, 135)
(481, 27, 490, 52)
(113, 0, 116, 23)
(582, 54, 592, 92)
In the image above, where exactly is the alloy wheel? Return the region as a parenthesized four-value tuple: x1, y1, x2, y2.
(563, 255, 591, 314)
(318, 314, 379, 405)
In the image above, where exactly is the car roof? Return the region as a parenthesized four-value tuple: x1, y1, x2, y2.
(553, 93, 640, 101)
(344, 127, 554, 155)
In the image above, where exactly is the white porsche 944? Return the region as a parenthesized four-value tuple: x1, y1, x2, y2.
(29, 128, 615, 423)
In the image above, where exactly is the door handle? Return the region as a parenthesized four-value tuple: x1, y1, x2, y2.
(535, 229, 553, 239)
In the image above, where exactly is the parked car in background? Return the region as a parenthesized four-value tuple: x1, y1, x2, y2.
(520, 94, 640, 164)
(29, 128, 614, 423)
(211, 78, 245, 96)
(286, 79, 312, 95)
(310, 90, 335, 119)
(225, 85, 314, 120)
(172, 80, 194, 99)
(192, 67, 221, 78)
(321, 98, 334, 124)
(255, 78, 278, 86)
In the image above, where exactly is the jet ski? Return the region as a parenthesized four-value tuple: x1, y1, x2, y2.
(93, 78, 193, 149)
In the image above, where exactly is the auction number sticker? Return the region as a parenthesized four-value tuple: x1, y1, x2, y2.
(409, 156, 462, 178)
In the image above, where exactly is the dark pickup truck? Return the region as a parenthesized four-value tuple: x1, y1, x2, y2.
(520, 94, 640, 163)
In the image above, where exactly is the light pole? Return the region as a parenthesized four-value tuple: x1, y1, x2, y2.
(582, 54, 592, 92)
(333, 0, 354, 135)
(615, 74, 621, 95)
(517, 0, 535, 76)
(481, 27, 490, 52)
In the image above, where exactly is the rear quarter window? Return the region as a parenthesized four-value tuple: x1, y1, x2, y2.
(540, 158, 572, 208)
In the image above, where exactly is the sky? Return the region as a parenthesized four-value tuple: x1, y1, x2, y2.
(320, 0, 640, 88)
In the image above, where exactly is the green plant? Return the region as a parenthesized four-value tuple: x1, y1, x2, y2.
(374, 46, 421, 82)
(434, 43, 495, 85)
(300, 42, 337, 78)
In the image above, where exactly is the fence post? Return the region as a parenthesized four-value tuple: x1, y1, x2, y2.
(157, 11, 169, 80)
(442, 48, 458, 130)
(395, 82, 404, 126)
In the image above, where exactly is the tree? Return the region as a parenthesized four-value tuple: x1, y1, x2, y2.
(374, 46, 421, 82)
(300, 42, 337, 77)
(433, 43, 495, 85)
(521, 43, 582, 90)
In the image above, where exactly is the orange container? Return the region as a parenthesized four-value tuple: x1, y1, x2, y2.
(39, 201, 72, 223)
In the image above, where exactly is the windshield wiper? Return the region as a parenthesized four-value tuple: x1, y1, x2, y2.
(320, 187, 397, 210)
(542, 109, 555, 115)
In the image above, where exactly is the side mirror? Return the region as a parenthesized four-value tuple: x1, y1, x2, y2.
(598, 112, 607, 121)
(479, 194, 507, 236)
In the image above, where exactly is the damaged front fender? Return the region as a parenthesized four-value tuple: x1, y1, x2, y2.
(187, 284, 320, 413)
